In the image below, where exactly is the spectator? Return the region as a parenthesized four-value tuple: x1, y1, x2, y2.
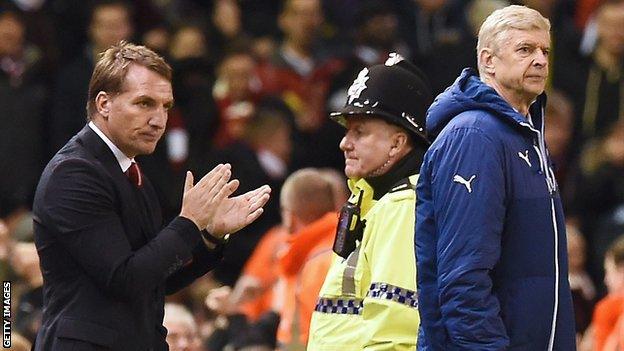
(593, 235, 624, 351)
(327, 1, 410, 113)
(212, 49, 264, 148)
(570, 119, 624, 288)
(318, 168, 349, 210)
(7, 332, 31, 351)
(256, 0, 344, 170)
(397, 0, 470, 61)
(553, 1, 624, 144)
(204, 287, 280, 351)
(11, 241, 43, 343)
(604, 308, 624, 351)
(543, 89, 576, 200)
(206, 103, 294, 286)
(49, 0, 134, 154)
(163, 303, 203, 351)
(275, 168, 338, 349)
(0, 10, 46, 218)
(567, 224, 596, 337)
(230, 225, 289, 322)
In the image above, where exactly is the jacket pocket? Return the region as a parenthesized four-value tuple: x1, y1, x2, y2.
(56, 317, 118, 348)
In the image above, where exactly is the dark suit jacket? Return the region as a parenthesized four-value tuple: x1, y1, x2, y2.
(33, 125, 223, 350)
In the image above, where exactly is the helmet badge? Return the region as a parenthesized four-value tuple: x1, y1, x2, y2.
(347, 68, 369, 104)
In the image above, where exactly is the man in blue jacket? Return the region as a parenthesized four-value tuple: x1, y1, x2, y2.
(415, 5, 575, 351)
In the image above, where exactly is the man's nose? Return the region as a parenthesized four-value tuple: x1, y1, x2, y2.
(150, 109, 168, 129)
(533, 49, 548, 66)
(339, 135, 351, 151)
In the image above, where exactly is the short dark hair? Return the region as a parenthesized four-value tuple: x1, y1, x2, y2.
(607, 235, 624, 267)
(86, 41, 172, 119)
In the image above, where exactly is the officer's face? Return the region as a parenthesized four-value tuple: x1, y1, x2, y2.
(339, 116, 401, 179)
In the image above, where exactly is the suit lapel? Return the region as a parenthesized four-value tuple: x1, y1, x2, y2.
(77, 125, 160, 244)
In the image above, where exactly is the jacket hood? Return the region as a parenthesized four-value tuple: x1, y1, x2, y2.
(426, 68, 540, 139)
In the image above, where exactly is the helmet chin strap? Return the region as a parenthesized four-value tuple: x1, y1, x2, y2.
(367, 155, 393, 178)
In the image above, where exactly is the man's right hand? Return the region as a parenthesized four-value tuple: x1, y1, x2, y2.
(179, 164, 238, 230)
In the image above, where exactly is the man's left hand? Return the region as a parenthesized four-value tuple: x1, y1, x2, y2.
(206, 184, 271, 236)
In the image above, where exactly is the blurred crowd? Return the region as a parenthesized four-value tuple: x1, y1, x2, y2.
(0, 0, 623, 349)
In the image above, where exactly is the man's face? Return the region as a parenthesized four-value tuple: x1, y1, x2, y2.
(165, 320, 200, 351)
(490, 29, 550, 102)
(100, 64, 172, 158)
(339, 117, 398, 179)
(0, 14, 24, 57)
(220, 54, 256, 101)
(281, 0, 323, 47)
(362, 13, 398, 49)
(90, 5, 133, 52)
(604, 256, 624, 294)
(597, 4, 624, 57)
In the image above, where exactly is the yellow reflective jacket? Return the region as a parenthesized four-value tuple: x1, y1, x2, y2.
(307, 174, 419, 351)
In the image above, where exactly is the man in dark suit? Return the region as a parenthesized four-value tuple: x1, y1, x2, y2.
(32, 41, 271, 351)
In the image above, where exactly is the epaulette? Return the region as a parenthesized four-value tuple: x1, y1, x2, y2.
(389, 177, 415, 193)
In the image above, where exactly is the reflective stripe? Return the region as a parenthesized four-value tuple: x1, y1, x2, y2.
(314, 298, 363, 315)
(341, 248, 361, 296)
(547, 198, 560, 351)
(367, 282, 419, 309)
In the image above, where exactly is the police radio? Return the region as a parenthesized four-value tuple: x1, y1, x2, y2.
(333, 192, 365, 259)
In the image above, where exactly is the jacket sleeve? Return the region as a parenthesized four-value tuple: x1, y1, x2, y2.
(38, 158, 212, 301)
(165, 241, 225, 295)
(360, 190, 419, 350)
(429, 127, 509, 349)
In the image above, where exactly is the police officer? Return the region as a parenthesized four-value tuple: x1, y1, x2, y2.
(306, 53, 432, 350)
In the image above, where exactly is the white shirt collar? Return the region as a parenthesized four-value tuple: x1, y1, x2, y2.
(88, 121, 134, 172)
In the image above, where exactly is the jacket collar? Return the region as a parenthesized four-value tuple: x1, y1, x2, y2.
(427, 68, 547, 139)
(365, 148, 422, 200)
(76, 124, 125, 176)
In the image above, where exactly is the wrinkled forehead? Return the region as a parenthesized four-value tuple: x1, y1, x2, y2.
(501, 28, 550, 49)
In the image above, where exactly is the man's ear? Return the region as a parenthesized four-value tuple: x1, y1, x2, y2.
(389, 132, 409, 157)
(479, 48, 496, 75)
(95, 91, 111, 119)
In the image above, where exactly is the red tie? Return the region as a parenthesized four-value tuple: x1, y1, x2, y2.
(126, 162, 143, 187)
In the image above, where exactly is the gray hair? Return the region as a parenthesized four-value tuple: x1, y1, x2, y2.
(163, 303, 197, 333)
(477, 5, 550, 75)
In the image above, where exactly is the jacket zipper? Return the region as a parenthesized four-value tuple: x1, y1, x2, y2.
(520, 114, 559, 351)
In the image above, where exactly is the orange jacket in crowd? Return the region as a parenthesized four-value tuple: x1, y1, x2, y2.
(593, 294, 624, 351)
(239, 225, 289, 321)
(276, 212, 338, 347)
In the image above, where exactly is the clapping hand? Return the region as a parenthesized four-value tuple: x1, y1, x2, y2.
(179, 164, 271, 237)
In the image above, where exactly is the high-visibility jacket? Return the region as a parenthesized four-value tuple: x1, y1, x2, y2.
(307, 174, 419, 351)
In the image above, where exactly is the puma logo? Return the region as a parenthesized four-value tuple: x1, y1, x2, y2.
(453, 174, 476, 193)
(518, 150, 532, 167)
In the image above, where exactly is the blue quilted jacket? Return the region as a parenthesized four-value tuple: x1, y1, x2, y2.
(415, 68, 576, 351)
